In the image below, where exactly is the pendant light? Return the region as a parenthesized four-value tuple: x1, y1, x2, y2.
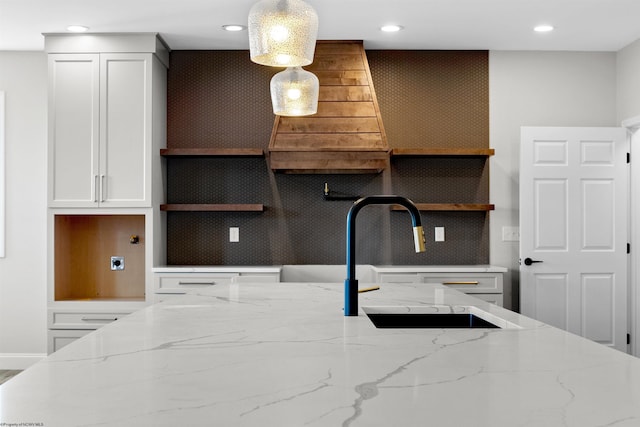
(270, 66, 319, 116)
(248, 0, 318, 67)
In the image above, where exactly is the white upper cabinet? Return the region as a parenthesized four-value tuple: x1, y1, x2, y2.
(48, 54, 100, 206)
(99, 53, 151, 206)
(47, 34, 167, 208)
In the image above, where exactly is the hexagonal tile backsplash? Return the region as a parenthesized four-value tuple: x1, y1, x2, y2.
(166, 50, 489, 265)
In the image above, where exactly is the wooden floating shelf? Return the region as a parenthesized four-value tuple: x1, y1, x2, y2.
(160, 148, 264, 157)
(391, 148, 495, 157)
(392, 203, 495, 212)
(160, 204, 265, 212)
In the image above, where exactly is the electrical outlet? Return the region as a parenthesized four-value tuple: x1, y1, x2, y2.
(502, 226, 520, 242)
(434, 227, 445, 242)
(229, 227, 239, 242)
(111, 256, 124, 271)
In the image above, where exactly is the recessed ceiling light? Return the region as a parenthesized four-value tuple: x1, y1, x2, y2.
(380, 25, 403, 33)
(223, 24, 246, 32)
(66, 25, 89, 33)
(534, 25, 554, 33)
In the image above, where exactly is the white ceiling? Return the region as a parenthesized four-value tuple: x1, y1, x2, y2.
(2, 0, 640, 52)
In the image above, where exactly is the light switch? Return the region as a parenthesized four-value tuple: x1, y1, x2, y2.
(434, 227, 445, 242)
(502, 226, 519, 242)
(229, 227, 239, 242)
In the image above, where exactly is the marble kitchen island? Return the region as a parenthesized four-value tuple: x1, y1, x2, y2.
(2, 282, 640, 426)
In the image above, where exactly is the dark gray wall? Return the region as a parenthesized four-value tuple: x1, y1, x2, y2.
(165, 50, 490, 265)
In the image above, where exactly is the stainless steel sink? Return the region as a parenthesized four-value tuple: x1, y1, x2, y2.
(362, 305, 522, 329)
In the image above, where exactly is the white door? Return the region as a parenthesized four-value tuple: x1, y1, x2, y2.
(520, 126, 628, 352)
(99, 53, 151, 207)
(48, 54, 100, 207)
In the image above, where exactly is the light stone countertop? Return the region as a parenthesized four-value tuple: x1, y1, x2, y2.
(151, 265, 507, 274)
(152, 265, 283, 273)
(2, 282, 640, 426)
(372, 264, 508, 273)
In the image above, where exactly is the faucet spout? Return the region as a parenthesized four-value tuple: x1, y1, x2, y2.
(344, 195, 426, 316)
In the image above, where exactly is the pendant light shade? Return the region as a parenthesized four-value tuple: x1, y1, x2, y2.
(248, 0, 318, 67)
(270, 66, 319, 116)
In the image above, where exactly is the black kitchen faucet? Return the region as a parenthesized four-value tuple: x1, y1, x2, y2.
(344, 195, 426, 316)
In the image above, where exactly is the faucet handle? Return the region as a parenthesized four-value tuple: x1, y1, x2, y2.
(414, 226, 426, 253)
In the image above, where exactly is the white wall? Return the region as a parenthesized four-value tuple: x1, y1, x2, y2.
(617, 38, 640, 122)
(0, 52, 48, 368)
(489, 51, 617, 310)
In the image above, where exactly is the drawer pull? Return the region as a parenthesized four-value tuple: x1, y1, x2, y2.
(81, 317, 118, 322)
(178, 281, 217, 286)
(443, 281, 479, 285)
(155, 291, 187, 295)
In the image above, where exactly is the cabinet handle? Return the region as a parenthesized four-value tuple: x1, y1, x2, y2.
(81, 316, 118, 322)
(178, 281, 217, 286)
(100, 174, 106, 202)
(155, 291, 187, 295)
(443, 281, 479, 285)
(93, 175, 99, 202)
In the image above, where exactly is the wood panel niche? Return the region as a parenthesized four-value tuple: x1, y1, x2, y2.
(54, 215, 145, 301)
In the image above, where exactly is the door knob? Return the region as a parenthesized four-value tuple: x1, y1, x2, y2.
(523, 257, 543, 266)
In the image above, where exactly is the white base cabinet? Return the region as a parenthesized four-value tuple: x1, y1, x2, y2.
(375, 266, 506, 306)
(152, 268, 281, 303)
(47, 305, 141, 353)
(153, 273, 238, 303)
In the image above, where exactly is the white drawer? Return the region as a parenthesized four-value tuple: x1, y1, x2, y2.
(48, 309, 134, 330)
(418, 272, 502, 293)
(232, 273, 279, 283)
(377, 273, 421, 283)
(48, 329, 93, 354)
(152, 291, 190, 303)
(156, 273, 238, 292)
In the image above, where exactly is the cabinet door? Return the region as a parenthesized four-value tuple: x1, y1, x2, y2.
(99, 53, 151, 207)
(48, 54, 100, 207)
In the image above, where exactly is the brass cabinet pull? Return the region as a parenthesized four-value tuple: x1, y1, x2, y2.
(358, 286, 380, 293)
(443, 281, 479, 285)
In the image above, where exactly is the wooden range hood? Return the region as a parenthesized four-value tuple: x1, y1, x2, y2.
(268, 41, 389, 173)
